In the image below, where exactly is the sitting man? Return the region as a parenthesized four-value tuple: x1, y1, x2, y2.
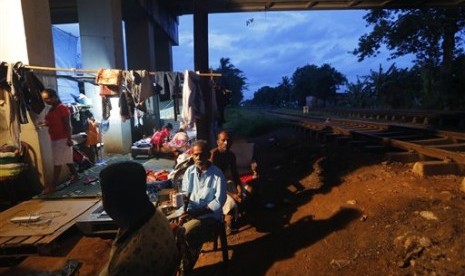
(210, 130, 243, 234)
(179, 140, 227, 273)
(99, 161, 178, 276)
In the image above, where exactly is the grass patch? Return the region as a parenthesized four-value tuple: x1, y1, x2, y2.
(223, 107, 288, 138)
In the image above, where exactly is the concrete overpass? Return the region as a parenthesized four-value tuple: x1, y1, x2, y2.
(49, 0, 465, 18)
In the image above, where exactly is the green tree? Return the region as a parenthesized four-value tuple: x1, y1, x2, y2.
(251, 86, 277, 106)
(359, 64, 422, 109)
(214, 58, 247, 106)
(291, 64, 347, 106)
(276, 76, 293, 107)
(345, 78, 376, 108)
(353, 8, 465, 109)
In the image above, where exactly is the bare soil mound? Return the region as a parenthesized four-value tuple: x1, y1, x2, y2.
(194, 127, 465, 275)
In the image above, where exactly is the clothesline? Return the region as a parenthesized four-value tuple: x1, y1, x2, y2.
(23, 64, 222, 77)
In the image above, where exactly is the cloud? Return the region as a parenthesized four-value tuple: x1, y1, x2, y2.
(173, 10, 413, 100)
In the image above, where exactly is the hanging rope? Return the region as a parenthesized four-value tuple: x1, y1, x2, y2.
(23, 64, 222, 77)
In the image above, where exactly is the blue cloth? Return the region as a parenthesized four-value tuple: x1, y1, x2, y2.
(146, 179, 173, 192)
(181, 164, 227, 221)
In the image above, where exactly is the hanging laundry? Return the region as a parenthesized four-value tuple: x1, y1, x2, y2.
(11, 62, 29, 125)
(166, 72, 183, 121)
(1, 63, 22, 147)
(17, 69, 45, 114)
(102, 96, 112, 120)
(181, 70, 204, 130)
(96, 68, 122, 97)
(153, 72, 183, 103)
(95, 68, 122, 86)
(153, 72, 168, 101)
(119, 90, 135, 122)
(122, 70, 151, 112)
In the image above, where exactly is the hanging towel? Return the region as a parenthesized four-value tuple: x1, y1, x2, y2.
(95, 68, 122, 86)
(96, 68, 122, 97)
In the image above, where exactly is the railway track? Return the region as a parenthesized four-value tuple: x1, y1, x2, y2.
(269, 110, 465, 174)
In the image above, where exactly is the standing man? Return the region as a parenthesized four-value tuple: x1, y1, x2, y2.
(41, 88, 79, 194)
(180, 140, 227, 273)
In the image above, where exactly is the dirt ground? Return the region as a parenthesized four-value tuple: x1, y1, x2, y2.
(2, 127, 465, 275)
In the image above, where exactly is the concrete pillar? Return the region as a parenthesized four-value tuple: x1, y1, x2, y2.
(152, 23, 174, 128)
(77, 0, 131, 153)
(154, 24, 173, 71)
(193, 2, 213, 144)
(0, 0, 56, 191)
(125, 18, 160, 138)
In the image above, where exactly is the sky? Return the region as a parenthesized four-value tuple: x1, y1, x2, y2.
(57, 10, 415, 101)
(172, 10, 414, 100)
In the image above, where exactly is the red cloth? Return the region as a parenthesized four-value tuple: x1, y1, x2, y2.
(45, 104, 71, 141)
(240, 174, 255, 184)
(146, 169, 169, 182)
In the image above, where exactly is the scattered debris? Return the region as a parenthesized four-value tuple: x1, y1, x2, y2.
(330, 259, 350, 269)
(346, 200, 357, 205)
(419, 211, 439, 220)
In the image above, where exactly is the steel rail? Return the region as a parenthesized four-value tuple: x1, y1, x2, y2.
(269, 110, 465, 165)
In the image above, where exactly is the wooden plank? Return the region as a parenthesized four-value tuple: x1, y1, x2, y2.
(36, 216, 77, 245)
(0, 198, 100, 258)
(0, 237, 14, 246)
(3, 236, 29, 246)
(37, 199, 100, 245)
(20, 235, 45, 245)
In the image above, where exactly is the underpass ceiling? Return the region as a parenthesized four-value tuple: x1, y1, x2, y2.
(49, 0, 465, 23)
(163, 0, 465, 15)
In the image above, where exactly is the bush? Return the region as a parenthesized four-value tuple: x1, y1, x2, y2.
(223, 107, 288, 138)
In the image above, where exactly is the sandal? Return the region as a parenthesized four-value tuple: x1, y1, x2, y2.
(84, 177, 99, 185)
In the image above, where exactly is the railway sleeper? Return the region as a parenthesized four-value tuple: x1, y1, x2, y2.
(412, 161, 464, 177)
(335, 136, 353, 146)
(428, 143, 465, 152)
(347, 140, 368, 148)
(364, 145, 388, 153)
(385, 152, 435, 163)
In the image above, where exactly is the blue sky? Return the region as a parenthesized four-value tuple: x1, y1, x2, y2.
(172, 10, 414, 100)
(57, 10, 415, 101)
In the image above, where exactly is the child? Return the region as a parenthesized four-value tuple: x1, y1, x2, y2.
(150, 123, 173, 153)
(86, 115, 99, 163)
